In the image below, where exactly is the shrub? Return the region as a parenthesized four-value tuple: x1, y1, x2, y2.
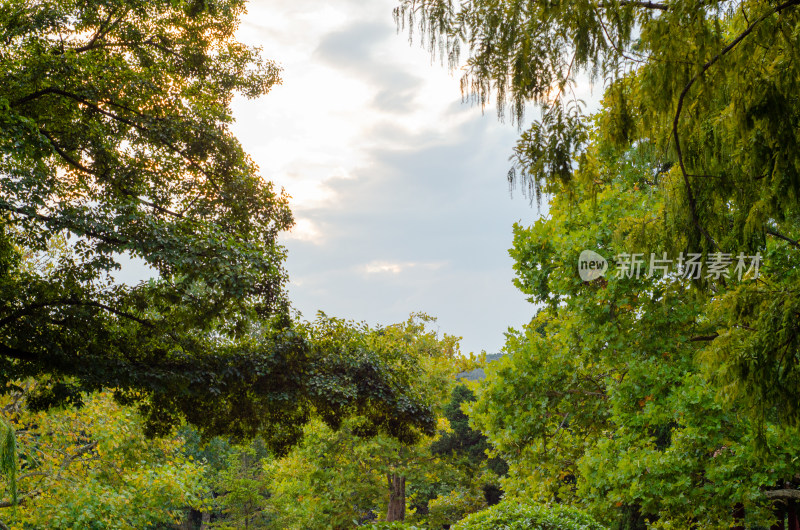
(452, 500, 606, 530)
(369, 523, 426, 529)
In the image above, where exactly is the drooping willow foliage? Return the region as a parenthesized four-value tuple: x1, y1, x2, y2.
(396, 0, 800, 432)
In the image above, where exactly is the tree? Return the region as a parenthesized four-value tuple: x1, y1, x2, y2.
(0, 0, 434, 447)
(426, 383, 506, 526)
(0, 387, 210, 529)
(210, 442, 272, 529)
(261, 315, 476, 528)
(431, 383, 507, 480)
(395, 0, 800, 426)
(397, 3, 800, 523)
(461, 127, 800, 528)
(0, 418, 15, 510)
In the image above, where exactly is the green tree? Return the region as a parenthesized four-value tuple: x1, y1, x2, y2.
(395, 0, 800, 427)
(397, 2, 800, 525)
(0, 0, 434, 448)
(1, 387, 210, 529)
(452, 500, 606, 530)
(0, 418, 15, 510)
(431, 383, 507, 480)
(262, 314, 475, 528)
(464, 130, 800, 528)
(211, 442, 272, 529)
(425, 383, 506, 527)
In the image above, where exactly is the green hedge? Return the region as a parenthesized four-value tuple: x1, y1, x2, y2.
(451, 500, 606, 530)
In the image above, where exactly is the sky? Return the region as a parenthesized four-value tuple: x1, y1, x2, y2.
(226, 0, 546, 355)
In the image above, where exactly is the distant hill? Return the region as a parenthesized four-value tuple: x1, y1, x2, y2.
(456, 353, 505, 381)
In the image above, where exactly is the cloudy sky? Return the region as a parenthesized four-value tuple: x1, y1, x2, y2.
(228, 0, 546, 355)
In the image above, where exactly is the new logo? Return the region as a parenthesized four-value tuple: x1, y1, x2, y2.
(578, 250, 608, 281)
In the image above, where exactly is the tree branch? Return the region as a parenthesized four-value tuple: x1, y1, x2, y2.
(765, 489, 800, 501)
(689, 333, 719, 342)
(37, 127, 95, 175)
(56, 442, 99, 480)
(11, 88, 223, 194)
(71, 9, 130, 54)
(0, 443, 99, 509)
(671, 0, 800, 250)
(0, 343, 40, 363)
(34, 129, 184, 219)
(546, 389, 607, 399)
(0, 298, 154, 329)
(0, 202, 128, 247)
(598, 1, 668, 11)
(0, 492, 36, 509)
(766, 229, 800, 249)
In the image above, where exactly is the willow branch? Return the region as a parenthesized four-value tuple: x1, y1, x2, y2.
(672, 0, 800, 249)
(766, 229, 800, 249)
(597, 1, 668, 11)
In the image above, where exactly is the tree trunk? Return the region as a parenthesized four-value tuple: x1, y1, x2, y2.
(386, 473, 406, 522)
(732, 503, 745, 530)
(790, 500, 800, 530)
(178, 509, 193, 530)
(200, 511, 211, 530)
(773, 511, 785, 530)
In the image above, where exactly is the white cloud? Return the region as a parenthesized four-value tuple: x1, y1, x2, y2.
(223, 0, 574, 354)
(231, 0, 484, 213)
(360, 260, 446, 275)
(283, 217, 323, 244)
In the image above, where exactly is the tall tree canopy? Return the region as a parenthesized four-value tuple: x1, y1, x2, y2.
(396, 0, 800, 527)
(396, 0, 800, 427)
(468, 135, 800, 527)
(0, 0, 434, 450)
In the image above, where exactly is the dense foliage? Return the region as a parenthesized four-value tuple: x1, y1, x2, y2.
(396, 0, 800, 425)
(1, 387, 209, 528)
(3, 0, 800, 528)
(468, 135, 800, 527)
(452, 501, 606, 530)
(397, 0, 800, 528)
(0, 0, 435, 449)
(260, 315, 481, 529)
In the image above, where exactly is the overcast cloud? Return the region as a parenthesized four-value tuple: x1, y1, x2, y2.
(226, 0, 545, 355)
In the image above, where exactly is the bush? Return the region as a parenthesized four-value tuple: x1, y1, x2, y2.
(369, 523, 426, 529)
(452, 500, 606, 530)
(426, 486, 487, 528)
